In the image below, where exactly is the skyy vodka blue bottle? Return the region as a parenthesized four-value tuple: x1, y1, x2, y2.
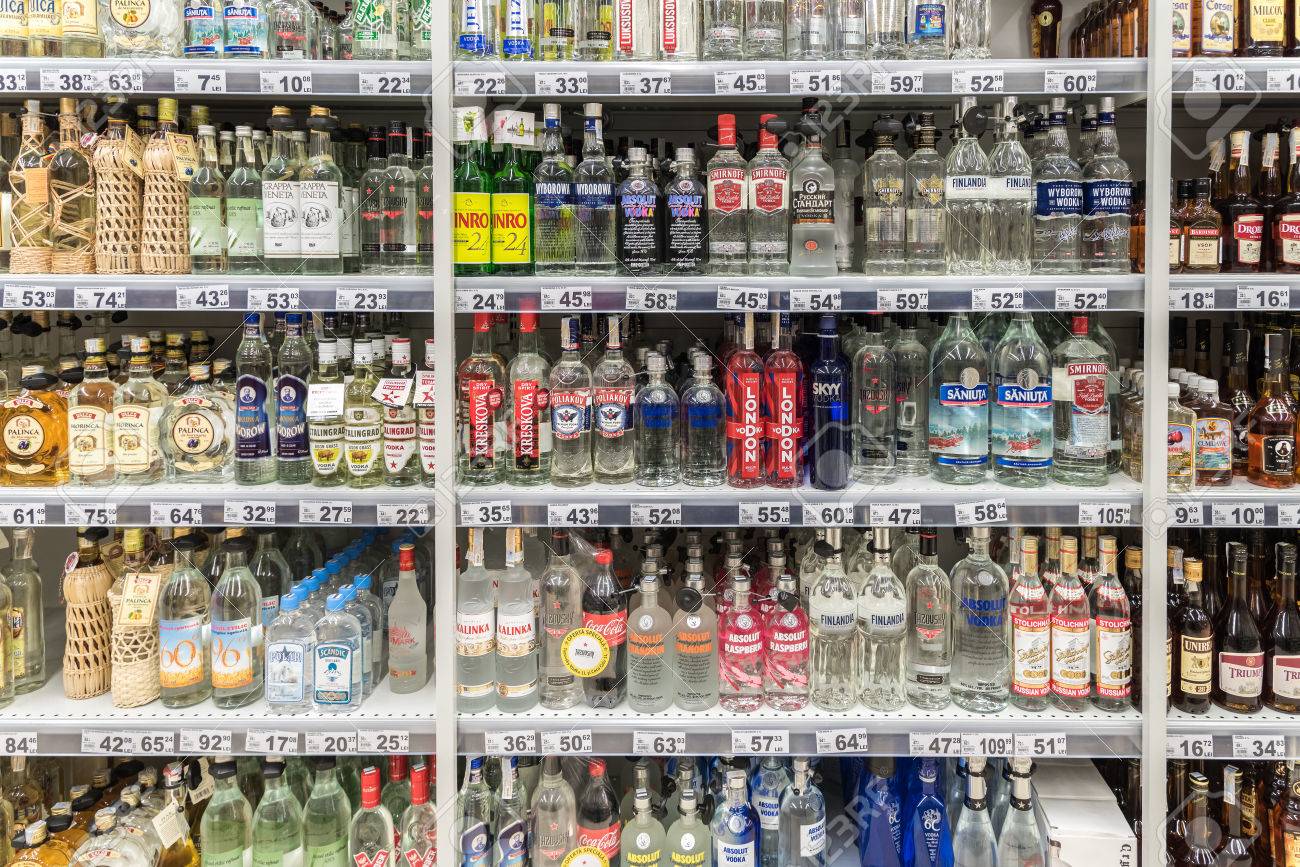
(809, 313, 851, 490)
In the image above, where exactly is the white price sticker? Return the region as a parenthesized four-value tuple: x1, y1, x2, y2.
(868, 502, 922, 526)
(870, 71, 922, 94)
(541, 285, 592, 310)
(1212, 503, 1266, 526)
(357, 730, 410, 753)
(951, 69, 1004, 93)
(791, 68, 842, 94)
(83, 731, 174, 755)
(621, 71, 672, 95)
(173, 69, 227, 93)
(299, 500, 353, 524)
(0, 733, 36, 754)
(1166, 734, 1214, 759)
(248, 287, 300, 311)
(815, 728, 869, 754)
(176, 284, 229, 310)
(484, 730, 536, 754)
(962, 732, 1014, 757)
(1045, 68, 1097, 93)
(359, 72, 411, 94)
(802, 501, 855, 526)
(1055, 287, 1108, 310)
(378, 503, 430, 526)
(455, 287, 504, 312)
(64, 502, 117, 526)
(245, 730, 300, 754)
(633, 731, 687, 754)
(3, 285, 55, 308)
(1171, 502, 1204, 526)
(548, 503, 599, 526)
(954, 498, 1007, 525)
(1233, 734, 1286, 759)
(717, 285, 769, 311)
(910, 733, 963, 756)
(75, 286, 125, 309)
(1169, 287, 1217, 310)
(789, 287, 841, 312)
(626, 286, 678, 311)
(1192, 69, 1248, 92)
(223, 500, 276, 524)
(1014, 732, 1068, 757)
(151, 502, 204, 525)
(335, 287, 387, 311)
(1280, 504, 1300, 527)
(1268, 68, 1300, 92)
(305, 732, 358, 754)
(971, 287, 1023, 311)
(43, 69, 142, 91)
(460, 500, 512, 525)
(630, 503, 682, 526)
(739, 501, 791, 526)
(714, 69, 767, 94)
(731, 729, 790, 754)
(1237, 285, 1290, 309)
(260, 71, 313, 94)
(1077, 502, 1132, 525)
(179, 730, 233, 754)
(0, 68, 27, 92)
(455, 72, 506, 96)
(0, 504, 45, 526)
(877, 288, 928, 312)
(540, 729, 594, 754)
(534, 71, 588, 95)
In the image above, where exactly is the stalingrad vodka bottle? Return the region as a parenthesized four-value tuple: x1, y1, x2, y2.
(951, 527, 1010, 712)
(707, 113, 749, 273)
(1052, 313, 1109, 486)
(905, 528, 952, 710)
(991, 311, 1053, 486)
(764, 570, 810, 709)
(764, 313, 804, 488)
(987, 99, 1034, 274)
(748, 114, 790, 273)
(592, 314, 636, 484)
(859, 527, 907, 711)
(929, 312, 990, 484)
(549, 316, 594, 487)
(946, 99, 990, 274)
(726, 314, 765, 489)
(779, 757, 826, 866)
(789, 109, 838, 276)
(712, 770, 757, 866)
(1081, 96, 1132, 272)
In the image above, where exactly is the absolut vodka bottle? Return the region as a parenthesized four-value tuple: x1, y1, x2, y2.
(682, 353, 726, 486)
(664, 147, 706, 274)
(616, 146, 662, 275)
(752, 756, 789, 866)
(1032, 97, 1083, 273)
(991, 312, 1053, 486)
(711, 770, 758, 867)
(778, 758, 826, 866)
(951, 528, 1010, 712)
(809, 314, 850, 490)
(574, 103, 616, 274)
(928, 313, 990, 484)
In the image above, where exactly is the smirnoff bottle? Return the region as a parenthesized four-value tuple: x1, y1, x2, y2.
(549, 316, 593, 487)
(789, 110, 838, 276)
(1051, 314, 1109, 486)
(764, 313, 804, 487)
(592, 314, 636, 483)
(1009, 534, 1050, 711)
(809, 532, 858, 711)
(726, 314, 765, 488)
(905, 529, 952, 710)
(1049, 535, 1091, 711)
(682, 353, 727, 486)
(928, 312, 989, 484)
(1090, 535, 1132, 711)
(748, 115, 791, 273)
(719, 573, 764, 711)
(707, 113, 749, 273)
(859, 528, 908, 711)
(456, 313, 506, 485)
(664, 147, 706, 274)
(507, 311, 552, 485)
(577, 759, 621, 864)
(991, 312, 1053, 486)
(852, 313, 896, 482)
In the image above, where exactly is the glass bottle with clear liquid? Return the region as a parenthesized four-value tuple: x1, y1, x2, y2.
(574, 103, 617, 275)
(987, 99, 1033, 275)
(945, 98, 991, 274)
(905, 528, 952, 710)
(928, 312, 990, 484)
(951, 527, 1010, 712)
(858, 527, 907, 711)
(809, 532, 858, 711)
(789, 115, 838, 277)
(210, 536, 264, 708)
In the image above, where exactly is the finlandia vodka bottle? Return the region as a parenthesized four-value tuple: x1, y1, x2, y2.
(744, 0, 784, 56)
(628, 567, 674, 711)
(987, 99, 1034, 274)
(905, 529, 952, 709)
(496, 528, 539, 711)
(928, 313, 990, 484)
(748, 115, 790, 272)
(635, 353, 680, 485)
(674, 563, 719, 709)
(1081, 97, 1133, 272)
(593, 314, 636, 483)
(622, 789, 666, 862)
(996, 758, 1045, 864)
(456, 529, 496, 712)
(905, 112, 945, 273)
(809, 533, 858, 711)
(864, 115, 906, 273)
(707, 114, 749, 273)
(701, 0, 743, 56)
(574, 104, 616, 274)
(682, 353, 726, 485)
(778, 758, 826, 866)
(712, 771, 757, 866)
(952, 757, 998, 867)
(667, 790, 712, 865)
(752, 757, 790, 867)
(893, 314, 930, 473)
(1032, 98, 1083, 272)
(991, 312, 1053, 486)
(534, 104, 576, 274)
(951, 527, 1010, 712)
(852, 313, 896, 481)
(1008, 535, 1050, 711)
(1051, 314, 1110, 485)
(859, 528, 907, 711)
(549, 316, 594, 486)
(789, 113, 838, 276)
(945, 99, 990, 274)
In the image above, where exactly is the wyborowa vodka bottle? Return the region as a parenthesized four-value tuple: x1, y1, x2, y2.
(574, 103, 616, 275)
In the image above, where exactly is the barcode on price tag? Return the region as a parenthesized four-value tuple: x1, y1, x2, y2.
(357, 730, 410, 753)
(802, 501, 855, 526)
(1280, 504, 1300, 527)
(1055, 287, 1107, 310)
(176, 284, 229, 309)
(336, 287, 387, 311)
(869, 503, 922, 526)
(151, 502, 204, 525)
(910, 733, 962, 756)
(952, 69, 1005, 93)
(1015, 733, 1068, 757)
(359, 72, 411, 94)
(790, 68, 841, 94)
(633, 731, 686, 754)
(534, 71, 588, 95)
(548, 503, 599, 526)
(223, 500, 275, 524)
(455, 72, 506, 95)
(630, 503, 682, 526)
(378, 503, 430, 526)
(1237, 285, 1290, 309)
(83, 731, 175, 755)
(621, 71, 672, 95)
(541, 729, 593, 754)
(245, 730, 300, 754)
(485, 730, 536, 753)
(75, 286, 125, 309)
(179, 730, 232, 753)
(816, 728, 869, 754)
(972, 288, 1023, 311)
(1211, 503, 1265, 526)
(174, 69, 227, 93)
(714, 69, 767, 94)
(1169, 287, 1216, 311)
(962, 732, 1014, 757)
(455, 287, 504, 311)
(789, 287, 841, 311)
(1077, 503, 1132, 525)
(1171, 502, 1204, 526)
(248, 287, 300, 310)
(0, 504, 45, 526)
(260, 71, 313, 94)
(1268, 68, 1300, 91)
(541, 285, 592, 310)
(299, 500, 353, 524)
(739, 502, 790, 525)
(871, 71, 922, 94)
(0, 733, 36, 754)
(305, 732, 358, 754)
(3, 285, 55, 308)
(731, 730, 789, 754)
(1044, 68, 1097, 93)
(64, 503, 117, 526)
(1233, 734, 1285, 758)
(460, 500, 512, 525)
(718, 285, 769, 311)
(954, 498, 1007, 524)
(626, 286, 677, 311)
(1166, 734, 1214, 758)
(877, 288, 928, 312)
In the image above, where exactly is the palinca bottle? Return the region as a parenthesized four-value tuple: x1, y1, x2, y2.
(49, 98, 96, 272)
(1091, 536, 1132, 711)
(575, 103, 616, 275)
(1049, 535, 1091, 711)
(945, 98, 990, 274)
(764, 313, 804, 488)
(864, 115, 906, 273)
(67, 338, 115, 486)
(905, 529, 952, 709)
(726, 313, 764, 488)
(1008, 534, 1050, 710)
(262, 107, 302, 275)
(708, 113, 749, 273)
(852, 313, 895, 482)
(1052, 313, 1109, 485)
(987, 99, 1034, 274)
(113, 336, 167, 482)
(748, 115, 790, 273)
(549, 316, 593, 486)
(789, 112, 838, 276)
(161, 362, 234, 482)
(234, 313, 276, 484)
(951, 527, 1009, 712)
(1032, 98, 1083, 272)
(506, 311, 551, 486)
(344, 341, 384, 487)
(1081, 97, 1132, 272)
(809, 533, 858, 710)
(928, 312, 989, 483)
(991, 312, 1053, 486)
(593, 314, 636, 483)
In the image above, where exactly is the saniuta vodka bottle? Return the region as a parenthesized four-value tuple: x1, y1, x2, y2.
(991, 311, 1053, 486)
(929, 313, 990, 484)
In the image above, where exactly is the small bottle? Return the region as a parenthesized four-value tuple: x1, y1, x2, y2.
(314, 592, 363, 712)
(265, 590, 313, 714)
(1168, 382, 1196, 492)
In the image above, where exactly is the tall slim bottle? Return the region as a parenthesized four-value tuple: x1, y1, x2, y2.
(726, 313, 764, 488)
(262, 107, 301, 275)
(809, 314, 849, 490)
(235, 313, 276, 485)
(1214, 542, 1264, 714)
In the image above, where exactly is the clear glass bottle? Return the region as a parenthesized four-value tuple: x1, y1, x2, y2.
(869, 0, 906, 55)
(1049, 535, 1091, 711)
(809, 532, 858, 711)
(533, 104, 576, 275)
(1090, 535, 1133, 712)
(210, 536, 263, 708)
(262, 107, 301, 275)
(928, 312, 990, 484)
(200, 761, 252, 867)
(157, 534, 212, 708)
(235, 313, 276, 485)
(548, 316, 593, 487)
(344, 341, 384, 487)
(351, 0, 395, 56)
(113, 335, 167, 482)
(852, 313, 896, 482)
(863, 115, 907, 273)
(946, 98, 990, 274)
(719, 572, 764, 711)
(674, 558, 719, 710)
(314, 592, 363, 712)
(457, 529, 496, 712)
(1032, 97, 1083, 273)
(265, 589, 312, 715)
(0, 529, 38, 696)
(680, 353, 726, 486)
(987, 99, 1034, 275)
(951, 527, 1010, 712)
(496, 528, 539, 711)
(905, 528, 952, 709)
(302, 758, 351, 865)
(67, 338, 115, 486)
(952, 757, 997, 866)
(905, 0, 946, 56)
(1081, 97, 1132, 273)
(574, 103, 616, 275)
(1008, 534, 1050, 710)
(273, 312, 312, 483)
(251, 760, 304, 866)
(506, 311, 551, 486)
(628, 566, 673, 712)
(996, 758, 1045, 864)
(904, 111, 945, 273)
(298, 106, 343, 274)
(786, 0, 828, 56)
(789, 111, 838, 276)
(379, 122, 418, 273)
(159, 362, 233, 483)
(744, 0, 783, 55)
(747, 115, 790, 274)
(991, 312, 1053, 486)
(666, 790, 711, 866)
(707, 113, 750, 274)
(858, 527, 907, 711)
(224, 125, 264, 274)
(49, 99, 95, 271)
(348, 767, 395, 866)
(702, 0, 742, 56)
(592, 315, 636, 483)
(1051, 313, 1110, 486)
(951, 0, 987, 56)
(778, 757, 826, 866)
(634, 353, 679, 486)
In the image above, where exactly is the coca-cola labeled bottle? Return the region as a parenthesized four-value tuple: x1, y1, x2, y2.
(582, 549, 627, 707)
(576, 758, 622, 865)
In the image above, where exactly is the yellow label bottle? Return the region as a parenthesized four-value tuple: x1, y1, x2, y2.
(490, 192, 531, 264)
(454, 192, 491, 264)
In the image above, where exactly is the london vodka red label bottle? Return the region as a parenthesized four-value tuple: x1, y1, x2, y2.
(726, 313, 765, 487)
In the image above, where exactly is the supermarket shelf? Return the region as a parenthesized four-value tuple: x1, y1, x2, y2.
(457, 476, 1144, 527)
(458, 704, 1143, 757)
(0, 58, 431, 101)
(0, 672, 436, 755)
(1167, 477, 1300, 527)
(1172, 57, 1300, 97)
(1167, 707, 1300, 760)
(1169, 274, 1297, 312)
(0, 482, 436, 527)
(0, 275, 432, 312)
(456, 274, 1144, 314)
(453, 58, 1148, 101)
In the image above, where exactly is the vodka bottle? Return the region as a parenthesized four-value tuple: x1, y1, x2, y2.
(987, 99, 1034, 274)
(951, 527, 1010, 712)
(617, 146, 662, 274)
(951, 0, 987, 56)
(457, 528, 497, 712)
(496, 0, 535, 57)
(1081, 96, 1132, 272)
(1051, 313, 1110, 485)
(1049, 535, 1091, 711)
(666, 789, 711, 865)
(764, 571, 810, 709)
(832, 0, 866, 56)
(574, 104, 616, 274)
(996, 758, 1045, 864)
(534, 104, 576, 274)
(901, 759, 953, 867)
(265, 590, 313, 714)
(664, 147, 706, 273)
(852, 313, 896, 481)
(1090, 535, 1132, 711)
(752, 757, 790, 866)
(726, 314, 765, 488)
(991, 312, 1053, 486)
(1032, 98, 1083, 272)
(682, 353, 727, 486)
(612, 0, 655, 56)
(904, 112, 945, 273)
(236, 313, 276, 484)
(252, 760, 304, 865)
(549, 316, 594, 487)
(388, 543, 428, 693)
(674, 561, 719, 709)
(494, 757, 529, 866)
(659, 0, 699, 57)
(809, 533, 858, 711)
(892, 314, 930, 474)
(349, 767, 396, 866)
(1006, 534, 1050, 711)
(928, 312, 990, 483)
(778, 758, 825, 866)
(539, 0, 575, 58)
(496, 528, 539, 711)
(532, 757, 577, 866)
(829, 120, 859, 271)
(808, 314, 850, 489)
(869, 0, 907, 56)
(701, 0, 742, 57)
(859, 528, 907, 710)
(744, 0, 783, 56)
(507, 311, 552, 485)
(592, 314, 636, 483)
(711, 770, 757, 866)
(787, 0, 828, 57)
(399, 763, 437, 867)
(707, 114, 749, 273)
(764, 313, 804, 487)
(314, 592, 363, 712)
(719, 572, 764, 711)
(303, 757, 352, 865)
(747, 115, 790, 273)
(621, 788, 666, 862)
(905, 529, 952, 709)
(906, 0, 946, 56)
(456, 757, 495, 866)
(945, 99, 990, 274)
(201, 761, 253, 865)
(789, 111, 838, 276)
(211, 537, 264, 708)
(457, 313, 506, 484)
(952, 757, 997, 867)
(539, 530, 584, 709)
(274, 312, 312, 483)
(628, 566, 674, 711)
(634, 353, 680, 485)
(864, 115, 907, 273)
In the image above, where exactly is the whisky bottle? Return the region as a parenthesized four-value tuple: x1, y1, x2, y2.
(1213, 542, 1264, 714)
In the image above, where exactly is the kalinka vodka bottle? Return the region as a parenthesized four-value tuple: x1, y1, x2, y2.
(809, 313, 850, 490)
(1009, 534, 1051, 711)
(991, 311, 1053, 486)
(928, 313, 990, 484)
(951, 527, 1010, 712)
(905, 528, 952, 710)
(719, 573, 764, 711)
(764, 312, 805, 487)
(902, 759, 954, 867)
(726, 313, 765, 488)
(778, 757, 826, 866)
(711, 770, 758, 866)
(857, 757, 902, 867)
(682, 352, 727, 486)
(763, 570, 810, 709)
(1051, 313, 1110, 486)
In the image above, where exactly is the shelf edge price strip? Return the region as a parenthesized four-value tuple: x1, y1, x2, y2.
(456, 287, 504, 312)
(629, 503, 681, 526)
(714, 69, 767, 94)
(357, 730, 410, 753)
(484, 730, 536, 754)
(910, 732, 962, 756)
(739, 501, 790, 526)
(64, 502, 117, 526)
(1233, 734, 1286, 759)
(1171, 502, 1204, 526)
(1169, 287, 1216, 311)
(0, 68, 28, 92)
(305, 732, 358, 754)
(1055, 287, 1107, 310)
(791, 68, 842, 94)
(336, 287, 388, 311)
(1014, 733, 1067, 757)
(300, 499, 353, 525)
(962, 732, 1014, 757)
(620, 71, 671, 95)
(173, 69, 226, 93)
(877, 288, 928, 312)
(245, 730, 301, 754)
(548, 503, 599, 526)
(789, 286, 841, 312)
(971, 287, 1023, 311)
(868, 502, 922, 526)
(540, 729, 594, 754)
(717, 285, 769, 311)
(0, 733, 36, 754)
(730, 729, 790, 754)
(151, 502, 204, 525)
(626, 286, 677, 311)
(3, 284, 55, 308)
(954, 498, 1007, 525)
(460, 499, 512, 525)
(83, 730, 175, 755)
(223, 500, 276, 524)
(534, 71, 588, 96)
(1077, 502, 1132, 526)
(248, 287, 301, 311)
(74, 286, 125, 309)
(1237, 285, 1290, 310)
(1166, 734, 1214, 759)
(1044, 68, 1097, 93)
(0, 504, 45, 526)
(815, 727, 869, 755)
(632, 730, 686, 754)
(1210, 503, 1266, 526)
(359, 72, 411, 95)
(260, 71, 313, 94)
(377, 503, 430, 526)
(802, 501, 855, 526)
(178, 729, 233, 754)
(176, 284, 230, 310)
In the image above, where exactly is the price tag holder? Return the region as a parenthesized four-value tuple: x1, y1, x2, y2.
(877, 288, 928, 312)
(359, 72, 411, 94)
(541, 285, 592, 310)
(791, 68, 842, 94)
(3, 285, 55, 308)
(630, 503, 682, 526)
(64, 503, 117, 526)
(1169, 287, 1217, 311)
(868, 502, 922, 526)
(176, 284, 230, 310)
(378, 503, 430, 526)
(717, 285, 769, 311)
(1166, 734, 1215, 759)
(484, 730, 536, 754)
(245, 730, 300, 754)
(548, 503, 600, 526)
(1211, 503, 1266, 526)
(1192, 68, 1248, 92)
(910, 733, 963, 757)
(1077, 502, 1132, 525)
(299, 500, 353, 525)
(1055, 287, 1108, 310)
(0, 68, 28, 92)
(951, 69, 1004, 93)
(0, 504, 45, 526)
(179, 729, 233, 753)
(98, 69, 144, 92)
(248, 287, 301, 311)
(223, 500, 276, 524)
(83, 730, 175, 755)
(1237, 285, 1290, 309)
(1044, 68, 1098, 93)
(540, 729, 594, 754)
(357, 730, 410, 753)
(731, 729, 790, 754)
(336, 287, 387, 311)
(0, 733, 37, 754)
(954, 498, 1008, 525)
(620, 71, 672, 95)
(455, 71, 506, 96)
(815, 728, 869, 754)
(455, 287, 504, 312)
(173, 69, 227, 93)
(802, 501, 855, 526)
(626, 286, 678, 311)
(739, 501, 791, 526)
(460, 500, 512, 525)
(534, 71, 588, 95)
(714, 69, 767, 94)
(962, 732, 1014, 757)
(789, 286, 841, 312)
(75, 286, 125, 309)
(305, 732, 358, 754)
(1279, 504, 1300, 527)
(971, 287, 1023, 311)
(1171, 502, 1204, 526)
(260, 71, 313, 94)
(870, 71, 922, 94)
(1233, 734, 1286, 759)
(1014, 732, 1068, 757)
(633, 730, 687, 754)
(151, 502, 204, 525)
(1268, 68, 1300, 92)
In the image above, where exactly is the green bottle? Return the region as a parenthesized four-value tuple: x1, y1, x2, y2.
(491, 136, 534, 274)
(199, 760, 252, 867)
(303, 757, 352, 867)
(454, 106, 494, 276)
(251, 760, 304, 867)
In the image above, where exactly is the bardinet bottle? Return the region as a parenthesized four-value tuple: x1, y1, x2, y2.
(1214, 542, 1264, 714)
(726, 313, 765, 488)
(763, 313, 804, 487)
(582, 549, 627, 708)
(576, 759, 621, 865)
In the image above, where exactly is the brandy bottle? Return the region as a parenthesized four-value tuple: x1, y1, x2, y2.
(1221, 130, 1265, 271)
(1265, 541, 1300, 713)
(1212, 542, 1264, 714)
(1247, 331, 1296, 488)
(1175, 556, 1214, 715)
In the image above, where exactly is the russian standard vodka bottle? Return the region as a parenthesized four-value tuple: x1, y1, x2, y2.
(859, 528, 908, 711)
(1052, 314, 1109, 485)
(952, 757, 997, 867)
(635, 353, 680, 485)
(893, 314, 930, 473)
(764, 571, 810, 709)
(534, 104, 576, 274)
(593, 314, 636, 483)
(1049, 535, 1090, 711)
(1032, 98, 1083, 272)
(1081, 96, 1132, 272)
(789, 112, 838, 276)
(549, 316, 594, 487)
(665, 148, 706, 273)
(496, 529, 539, 711)
(864, 115, 906, 273)
(1008, 534, 1050, 710)
(456, 529, 496, 712)
(852, 313, 896, 481)
(809, 533, 858, 710)
(707, 114, 749, 273)
(905, 112, 945, 273)
(778, 758, 826, 866)
(508, 311, 552, 485)
(628, 567, 674, 711)
(987, 99, 1034, 274)
(787, 0, 828, 57)
(712, 771, 757, 866)
(945, 98, 990, 274)
(764, 313, 805, 488)
(928, 313, 989, 484)
(719, 574, 764, 711)
(951, 527, 1010, 712)
(905, 529, 952, 710)
(991, 312, 1053, 486)
(747, 115, 790, 273)
(726, 314, 766, 488)
(744, 0, 784, 56)
(682, 353, 727, 486)
(574, 104, 616, 274)
(809, 314, 850, 490)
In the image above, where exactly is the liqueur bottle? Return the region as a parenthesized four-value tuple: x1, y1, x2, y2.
(1214, 542, 1264, 714)
(452, 107, 493, 276)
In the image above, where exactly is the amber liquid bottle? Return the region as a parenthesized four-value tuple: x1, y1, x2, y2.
(1168, 760, 1191, 863)
(1171, 179, 1191, 273)
(1243, 0, 1287, 55)
(1223, 130, 1266, 271)
(1176, 556, 1214, 714)
(1247, 331, 1297, 487)
(1219, 765, 1257, 866)
(1202, 527, 1226, 621)
(1248, 529, 1272, 623)
(1266, 541, 1300, 712)
(1177, 772, 1218, 866)
(1273, 128, 1300, 272)
(1213, 542, 1264, 714)
(1029, 0, 1064, 55)
(1260, 130, 1284, 269)
(1227, 328, 1256, 476)
(1168, 545, 1188, 704)
(1183, 177, 1225, 272)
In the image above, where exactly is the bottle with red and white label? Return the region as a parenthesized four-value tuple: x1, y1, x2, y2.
(659, 0, 699, 58)
(763, 312, 805, 488)
(592, 314, 636, 484)
(496, 528, 540, 711)
(707, 113, 749, 273)
(582, 548, 627, 708)
(507, 310, 553, 485)
(456, 528, 497, 712)
(719, 572, 764, 712)
(576, 759, 622, 864)
(1221, 129, 1264, 273)
(381, 337, 422, 486)
(1049, 534, 1091, 711)
(348, 766, 396, 867)
(456, 313, 506, 485)
(726, 313, 765, 488)
(1089, 535, 1132, 711)
(1214, 542, 1264, 714)
(1266, 542, 1300, 713)
(417, 337, 436, 479)
(1009, 534, 1050, 711)
(1274, 127, 1300, 273)
(1051, 313, 1110, 487)
(399, 762, 437, 867)
(748, 114, 790, 272)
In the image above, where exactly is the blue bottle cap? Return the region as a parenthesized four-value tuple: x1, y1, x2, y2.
(355, 573, 372, 590)
(340, 585, 357, 602)
(280, 593, 299, 612)
(325, 593, 345, 612)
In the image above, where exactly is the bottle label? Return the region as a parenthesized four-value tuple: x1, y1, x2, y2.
(1272, 653, 1300, 699)
(575, 181, 614, 210)
(666, 185, 705, 266)
(500, 0, 531, 55)
(202, 849, 249, 867)
(1193, 415, 1231, 472)
(419, 411, 437, 475)
(223, 2, 262, 54)
(708, 167, 746, 215)
(800, 819, 826, 857)
(1219, 651, 1264, 698)
(275, 374, 309, 460)
(1263, 434, 1295, 476)
(577, 822, 622, 861)
(726, 370, 764, 480)
(1232, 213, 1264, 264)
(68, 405, 109, 474)
(1050, 615, 1090, 698)
(1168, 422, 1194, 481)
(535, 180, 572, 209)
(765, 370, 801, 481)
(715, 838, 756, 866)
(188, 196, 224, 254)
(491, 192, 531, 263)
(454, 191, 491, 264)
(299, 180, 340, 258)
(0, 0, 22, 39)
(344, 406, 382, 476)
(755, 793, 780, 830)
(309, 421, 344, 475)
(222, 196, 261, 257)
(313, 640, 356, 704)
(748, 166, 788, 217)
(810, 598, 856, 636)
(674, 619, 716, 701)
(182, 0, 222, 52)
(159, 615, 207, 690)
(987, 175, 1033, 201)
(1200, 0, 1234, 52)
(305, 837, 348, 865)
(912, 1, 943, 37)
(1010, 612, 1050, 697)
(944, 174, 987, 201)
(1082, 178, 1131, 216)
(550, 388, 591, 441)
(266, 639, 307, 703)
(496, 610, 536, 656)
(236, 374, 273, 460)
(791, 176, 834, 226)
(637, 400, 672, 431)
(1180, 635, 1212, 696)
(929, 377, 989, 463)
(113, 405, 161, 473)
(1035, 179, 1083, 216)
(1185, 225, 1222, 267)
(511, 378, 547, 466)
(593, 385, 631, 440)
(456, 610, 495, 656)
(211, 618, 255, 690)
(583, 608, 627, 649)
(1054, 361, 1109, 458)
(1095, 615, 1131, 698)
(619, 178, 660, 270)
(263, 180, 301, 257)
(382, 410, 418, 474)
(1250, 0, 1284, 41)
(464, 378, 502, 461)
(992, 377, 1053, 469)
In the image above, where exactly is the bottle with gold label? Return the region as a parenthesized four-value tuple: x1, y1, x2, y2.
(453, 106, 493, 276)
(100, 0, 184, 56)
(67, 337, 115, 486)
(308, 338, 345, 487)
(343, 339, 383, 487)
(25, 0, 59, 56)
(113, 335, 167, 483)
(161, 362, 234, 483)
(0, 365, 66, 486)
(0, 0, 25, 56)
(1244, 0, 1286, 55)
(3, 529, 43, 695)
(60, 0, 102, 54)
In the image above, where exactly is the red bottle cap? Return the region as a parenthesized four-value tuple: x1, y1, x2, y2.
(360, 766, 382, 809)
(717, 113, 736, 148)
(758, 114, 778, 150)
(519, 312, 538, 332)
(410, 763, 429, 805)
(595, 550, 613, 565)
(388, 754, 409, 782)
(1072, 314, 1089, 335)
(399, 542, 416, 573)
(588, 758, 606, 777)
(473, 313, 492, 332)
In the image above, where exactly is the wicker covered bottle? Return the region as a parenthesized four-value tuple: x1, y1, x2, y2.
(9, 100, 51, 274)
(50, 97, 97, 273)
(63, 528, 114, 700)
(92, 101, 143, 274)
(141, 98, 193, 274)
(108, 528, 165, 707)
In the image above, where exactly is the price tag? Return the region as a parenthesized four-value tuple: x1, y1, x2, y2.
(1014, 732, 1068, 757)
(359, 72, 411, 94)
(954, 498, 1007, 525)
(41, 69, 96, 92)
(1268, 68, 1300, 92)
(64, 503, 117, 526)
(454, 71, 505, 96)
(133, 729, 175, 754)
(626, 286, 678, 311)
(99, 69, 144, 91)
(621, 71, 672, 95)
(1280, 504, 1300, 527)
(173, 69, 227, 93)
(176, 284, 229, 310)
(541, 285, 592, 310)
(633, 731, 687, 754)
(74, 286, 125, 310)
(0, 733, 37, 754)
(335, 287, 387, 311)
(534, 71, 588, 95)
(0, 504, 45, 526)
(179, 729, 233, 753)
(1055, 287, 1107, 310)
(789, 286, 841, 312)
(1192, 69, 1248, 92)
(630, 503, 682, 526)
(951, 69, 1004, 93)
(714, 69, 767, 94)
(245, 730, 300, 754)
(717, 285, 769, 311)
(248, 287, 301, 311)
(1233, 734, 1286, 759)
(455, 287, 504, 312)
(791, 68, 842, 94)
(815, 728, 869, 754)
(870, 71, 922, 94)
(1044, 68, 1097, 93)
(1166, 734, 1214, 759)
(3, 285, 55, 308)
(802, 501, 855, 526)
(540, 729, 594, 754)
(962, 732, 1014, 757)
(299, 500, 353, 524)
(1171, 502, 1204, 526)
(731, 729, 790, 754)
(151, 502, 203, 525)
(910, 733, 962, 756)
(971, 287, 1023, 311)
(1212, 503, 1266, 526)
(378, 503, 430, 526)
(305, 732, 358, 754)
(739, 501, 791, 526)
(548, 503, 599, 526)
(82, 731, 175, 755)
(357, 730, 410, 753)
(1077, 502, 1132, 525)
(877, 288, 928, 312)
(1237, 285, 1290, 309)
(868, 502, 922, 526)
(0, 68, 27, 91)
(460, 500, 512, 525)
(223, 500, 276, 524)
(1169, 287, 1216, 310)
(484, 730, 536, 754)
(260, 71, 313, 94)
